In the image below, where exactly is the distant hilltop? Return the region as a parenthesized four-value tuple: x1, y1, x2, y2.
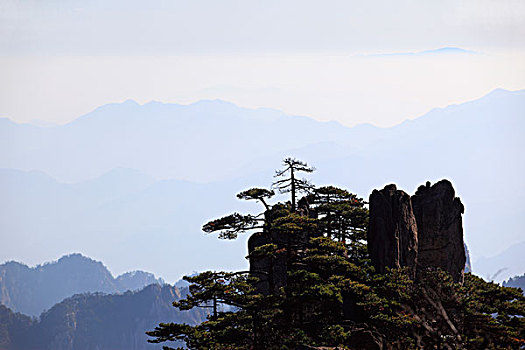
(366, 46, 478, 57)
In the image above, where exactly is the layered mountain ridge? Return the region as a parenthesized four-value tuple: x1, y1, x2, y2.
(0, 283, 207, 350)
(1, 88, 524, 282)
(0, 254, 164, 316)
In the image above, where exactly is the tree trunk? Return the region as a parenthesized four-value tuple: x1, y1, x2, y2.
(291, 169, 296, 211)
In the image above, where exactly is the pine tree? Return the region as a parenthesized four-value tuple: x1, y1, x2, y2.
(307, 186, 369, 261)
(272, 158, 314, 212)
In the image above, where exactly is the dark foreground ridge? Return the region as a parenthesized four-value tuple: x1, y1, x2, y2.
(148, 160, 525, 350)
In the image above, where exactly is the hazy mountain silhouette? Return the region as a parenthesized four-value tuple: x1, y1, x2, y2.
(1, 89, 524, 282)
(368, 46, 477, 57)
(0, 254, 164, 316)
(474, 241, 525, 283)
(0, 99, 349, 183)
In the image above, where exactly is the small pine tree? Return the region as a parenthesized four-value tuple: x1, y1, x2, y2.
(272, 158, 314, 212)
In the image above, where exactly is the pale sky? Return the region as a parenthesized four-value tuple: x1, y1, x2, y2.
(1, 0, 525, 126)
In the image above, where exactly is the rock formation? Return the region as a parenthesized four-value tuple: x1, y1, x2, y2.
(412, 180, 466, 283)
(368, 185, 419, 278)
(368, 180, 466, 283)
(247, 231, 275, 295)
(251, 179, 467, 297)
(248, 203, 314, 295)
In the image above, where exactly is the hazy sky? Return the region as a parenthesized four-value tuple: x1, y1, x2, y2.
(1, 0, 525, 126)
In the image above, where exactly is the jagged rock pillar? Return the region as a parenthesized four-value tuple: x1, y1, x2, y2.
(368, 184, 419, 278)
(411, 180, 466, 283)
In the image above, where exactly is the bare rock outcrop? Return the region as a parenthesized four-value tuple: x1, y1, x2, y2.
(247, 232, 273, 295)
(368, 180, 466, 283)
(411, 180, 466, 283)
(368, 184, 418, 278)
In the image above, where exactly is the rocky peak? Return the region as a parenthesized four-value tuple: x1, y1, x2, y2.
(368, 184, 418, 278)
(411, 180, 466, 283)
(368, 180, 466, 283)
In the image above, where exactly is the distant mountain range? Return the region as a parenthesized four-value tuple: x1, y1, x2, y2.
(0, 99, 350, 183)
(369, 47, 477, 57)
(504, 273, 525, 292)
(0, 254, 207, 350)
(0, 284, 207, 350)
(0, 254, 164, 316)
(1, 88, 524, 282)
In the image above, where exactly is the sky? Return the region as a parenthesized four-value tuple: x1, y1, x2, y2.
(1, 0, 525, 127)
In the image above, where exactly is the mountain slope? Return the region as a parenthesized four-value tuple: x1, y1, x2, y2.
(0, 284, 207, 350)
(0, 304, 32, 349)
(504, 274, 525, 292)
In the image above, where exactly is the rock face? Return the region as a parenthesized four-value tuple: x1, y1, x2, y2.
(368, 180, 466, 283)
(368, 185, 418, 278)
(412, 180, 466, 283)
(248, 224, 312, 295)
(248, 202, 317, 295)
(247, 232, 274, 295)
